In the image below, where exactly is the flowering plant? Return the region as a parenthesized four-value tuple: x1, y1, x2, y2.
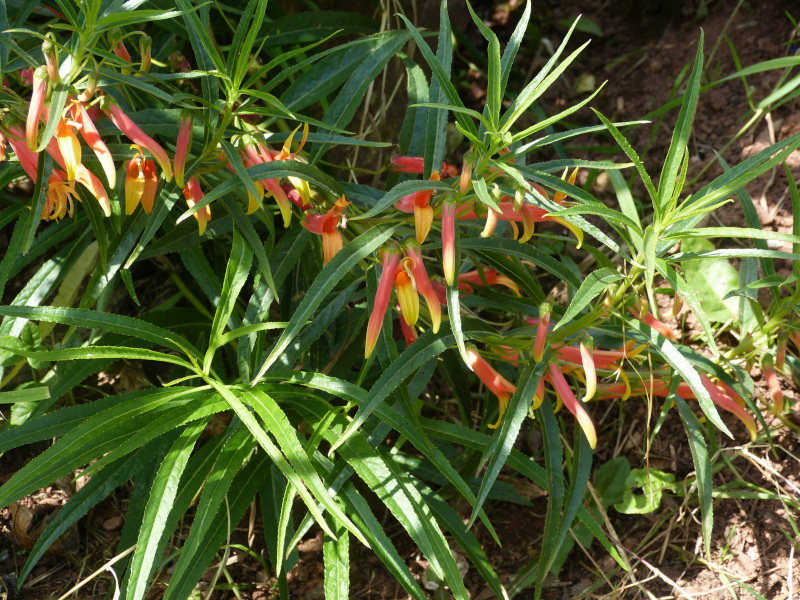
(0, 1, 798, 599)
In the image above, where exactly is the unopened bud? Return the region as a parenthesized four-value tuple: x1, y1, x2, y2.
(139, 34, 152, 73)
(533, 298, 553, 363)
(78, 70, 100, 102)
(42, 35, 60, 83)
(776, 331, 788, 370)
(459, 148, 474, 195)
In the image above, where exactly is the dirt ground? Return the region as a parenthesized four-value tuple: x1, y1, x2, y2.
(1, 0, 799, 599)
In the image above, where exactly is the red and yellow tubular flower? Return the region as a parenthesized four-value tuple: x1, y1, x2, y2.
(73, 101, 116, 188)
(458, 269, 520, 296)
(42, 173, 76, 221)
(301, 196, 350, 265)
(465, 346, 516, 429)
(390, 155, 458, 177)
(101, 97, 172, 181)
(580, 336, 596, 402)
(55, 117, 82, 181)
(441, 198, 457, 286)
(183, 176, 210, 235)
(629, 299, 677, 342)
(174, 109, 193, 189)
(241, 137, 292, 226)
(547, 363, 597, 449)
(395, 258, 419, 327)
(552, 166, 579, 203)
(404, 242, 441, 334)
(365, 243, 401, 359)
(533, 300, 552, 363)
(125, 145, 158, 214)
(398, 303, 418, 348)
(552, 339, 643, 371)
(7, 125, 41, 180)
(762, 358, 783, 415)
(459, 149, 475, 194)
(0, 131, 6, 162)
(26, 66, 48, 150)
(246, 181, 265, 215)
(699, 374, 757, 442)
(413, 171, 440, 245)
(530, 376, 546, 411)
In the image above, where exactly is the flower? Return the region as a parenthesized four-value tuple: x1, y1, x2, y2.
(174, 109, 193, 189)
(465, 346, 517, 429)
(762, 358, 783, 415)
(404, 241, 441, 334)
(55, 117, 82, 181)
(125, 145, 158, 214)
(552, 340, 643, 371)
(41, 172, 76, 221)
(533, 300, 552, 363)
(441, 197, 457, 286)
(42, 36, 60, 83)
(301, 196, 350, 264)
(274, 123, 311, 206)
(101, 96, 172, 181)
(239, 136, 292, 227)
(246, 181, 265, 215)
(547, 363, 597, 449)
(414, 171, 439, 245)
(395, 258, 419, 327)
(183, 176, 210, 235)
(365, 243, 401, 359)
(26, 66, 48, 150)
(109, 28, 132, 75)
(629, 300, 677, 342)
(699, 374, 757, 441)
(432, 268, 520, 304)
(73, 101, 115, 188)
(580, 336, 596, 402)
(390, 155, 458, 177)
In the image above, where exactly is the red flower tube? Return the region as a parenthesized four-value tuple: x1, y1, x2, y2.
(442, 198, 456, 286)
(466, 346, 516, 429)
(26, 66, 48, 151)
(547, 363, 597, 449)
(365, 243, 401, 359)
(404, 242, 441, 334)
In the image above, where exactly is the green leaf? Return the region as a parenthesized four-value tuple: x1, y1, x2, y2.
(324, 522, 350, 600)
(0, 345, 194, 370)
(470, 358, 548, 528)
(657, 32, 703, 218)
(614, 468, 675, 514)
(162, 451, 269, 600)
(643, 225, 657, 309)
(397, 13, 478, 139)
(0, 306, 201, 360)
(466, 0, 501, 128)
(681, 238, 739, 322)
(175, 0, 222, 105)
(594, 457, 631, 508)
(556, 267, 623, 328)
(673, 393, 713, 557)
(164, 424, 254, 599)
(95, 7, 187, 32)
(252, 224, 398, 382)
(533, 395, 564, 599)
(205, 229, 253, 372)
(501, 18, 588, 132)
(24, 153, 54, 254)
(607, 170, 643, 253)
(229, 0, 268, 86)
(35, 83, 69, 152)
(592, 109, 657, 205)
(499, 0, 531, 95)
(309, 31, 411, 164)
(353, 179, 453, 220)
(126, 420, 206, 600)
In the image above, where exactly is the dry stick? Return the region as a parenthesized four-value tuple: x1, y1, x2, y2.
(625, 547, 694, 600)
(789, 542, 794, 600)
(56, 545, 136, 600)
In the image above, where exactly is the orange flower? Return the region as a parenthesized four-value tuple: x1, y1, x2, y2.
(109, 28, 132, 75)
(390, 155, 458, 177)
(395, 258, 419, 327)
(55, 117, 82, 181)
(101, 96, 172, 181)
(301, 197, 350, 264)
(414, 171, 439, 245)
(183, 176, 210, 235)
(41, 172, 76, 221)
(26, 66, 48, 150)
(125, 145, 158, 214)
(72, 101, 115, 188)
(174, 109, 193, 189)
(547, 363, 597, 449)
(404, 242, 441, 334)
(441, 198, 457, 286)
(365, 243, 401, 359)
(240, 136, 292, 227)
(465, 346, 516, 429)
(533, 300, 552, 363)
(580, 336, 596, 402)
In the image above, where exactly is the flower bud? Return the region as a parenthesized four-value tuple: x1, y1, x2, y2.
(459, 148, 474, 195)
(139, 34, 152, 73)
(42, 35, 60, 83)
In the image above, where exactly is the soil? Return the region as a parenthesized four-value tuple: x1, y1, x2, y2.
(2, 1, 800, 599)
